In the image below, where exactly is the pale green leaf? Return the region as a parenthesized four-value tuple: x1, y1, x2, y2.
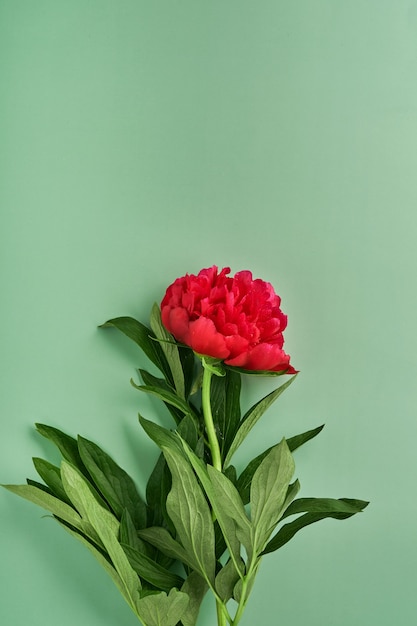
(136, 588, 189, 626)
(60, 461, 142, 611)
(180, 572, 208, 626)
(150, 303, 185, 399)
(250, 439, 295, 552)
(163, 447, 216, 584)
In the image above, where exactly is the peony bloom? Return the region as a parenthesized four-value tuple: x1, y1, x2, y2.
(161, 266, 296, 373)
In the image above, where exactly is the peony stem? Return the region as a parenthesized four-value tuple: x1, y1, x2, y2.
(201, 363, 222, 472)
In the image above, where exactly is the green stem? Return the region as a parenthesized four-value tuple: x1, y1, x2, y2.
(201, 364, 222, 472)
(216, 599, 228, 626)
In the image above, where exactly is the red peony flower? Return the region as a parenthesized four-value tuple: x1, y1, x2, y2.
(161, 266, 296, 373)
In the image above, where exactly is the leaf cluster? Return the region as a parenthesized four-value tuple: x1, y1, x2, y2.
(2, 306, 368, 626)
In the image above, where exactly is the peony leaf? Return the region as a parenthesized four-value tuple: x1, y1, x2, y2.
(138, 526, 195, 570)
(237, 425, 324, 504)
(121, 543, 184, 591)
(180, 571, 208, 626)
(100, 316, 172, 384)
(32, 457, 71, 504)
(210, 369, 241, 462)
(132, 381, 199, 422)
(150, 303, 186, 399)
(145, 452, 173, 531)
(262, 498, 369, 555)
(250, 439, 296, 553)
(286, 424, 325, 452)
(215, 557, 245, 603)
(120, 509, 148, 554)
(163, 446, 216, 585)
(77, 435, 147, 529)
(60, 461, 142, 612)
(224, 375, 296, 467)
(56, 519, 135, 611)
(139, 369, 184, 425)
(181, 441, 251, 568)
(35, 423, 88, 477)
(139, 415, 184, 456)
(136, 587, 189, 626)
(2, 483, 83, 530)
(281, 497, 370, 519)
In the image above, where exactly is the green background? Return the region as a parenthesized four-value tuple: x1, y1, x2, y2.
(1, 1, 416, 624)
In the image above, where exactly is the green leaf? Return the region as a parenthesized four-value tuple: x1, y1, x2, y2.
(60, 461, 142, 612)
(120, 509, 148, 554)
(250, 439, 296, 552)
(262, 499, 369, 555)
(224, 375, 297, 467)
(145, 453, 172, 530)
(282, 497, 369, 519)
(139, 526, 194, 570)
(56, 519, 135, 612)
(180, 572, 208, 626)
(163, 446, 216, 585)
(136, 588, 189, 626)
(133, 382, 197, 421)
(139, 415, 184, 456)
(121, 543, 184, 591)
(32, 457, 71, 504)
(210, 369, 241, 462)
(2, 483, 83, 530)
(139, 369, 184, 426)
(181, 442, 251, 569)
(100, 316, 172, 383)
(215, 557, 245, 602)
(150, 303, 185, 399)
(237, 426, 323, 505)
(35, 423, 87, 476)
(78, 435, 147, 529)
(286, 424, 325, 452)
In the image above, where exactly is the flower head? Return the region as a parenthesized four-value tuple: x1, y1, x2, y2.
(161, 266, 296, 373)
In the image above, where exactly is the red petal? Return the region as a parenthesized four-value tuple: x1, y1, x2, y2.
(188, 317, 229, 359)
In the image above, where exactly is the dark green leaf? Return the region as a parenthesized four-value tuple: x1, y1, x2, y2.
(35, 423, 87, 476)
(100, 316, 172, 383)
(32, 457, 71, 504)
(78, 435, 147, 529)
(224, 375, 297, 467)
(121, 543, 184, 591)
(287, 424, 325, 452)
(139, 527, 194, 570)
(139, 415, 184, 456)
(210, 369, 241, 462)
(145, 452, 173, 530)
(262, 499, 369, 555)
(120, 509, 148, 554)
(282, 497, 369, 519)
(138, 370, 183, 424)
(133, 383, 198, 421)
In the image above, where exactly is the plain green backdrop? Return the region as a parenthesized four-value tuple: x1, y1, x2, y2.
(1, 1, 416, 624)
